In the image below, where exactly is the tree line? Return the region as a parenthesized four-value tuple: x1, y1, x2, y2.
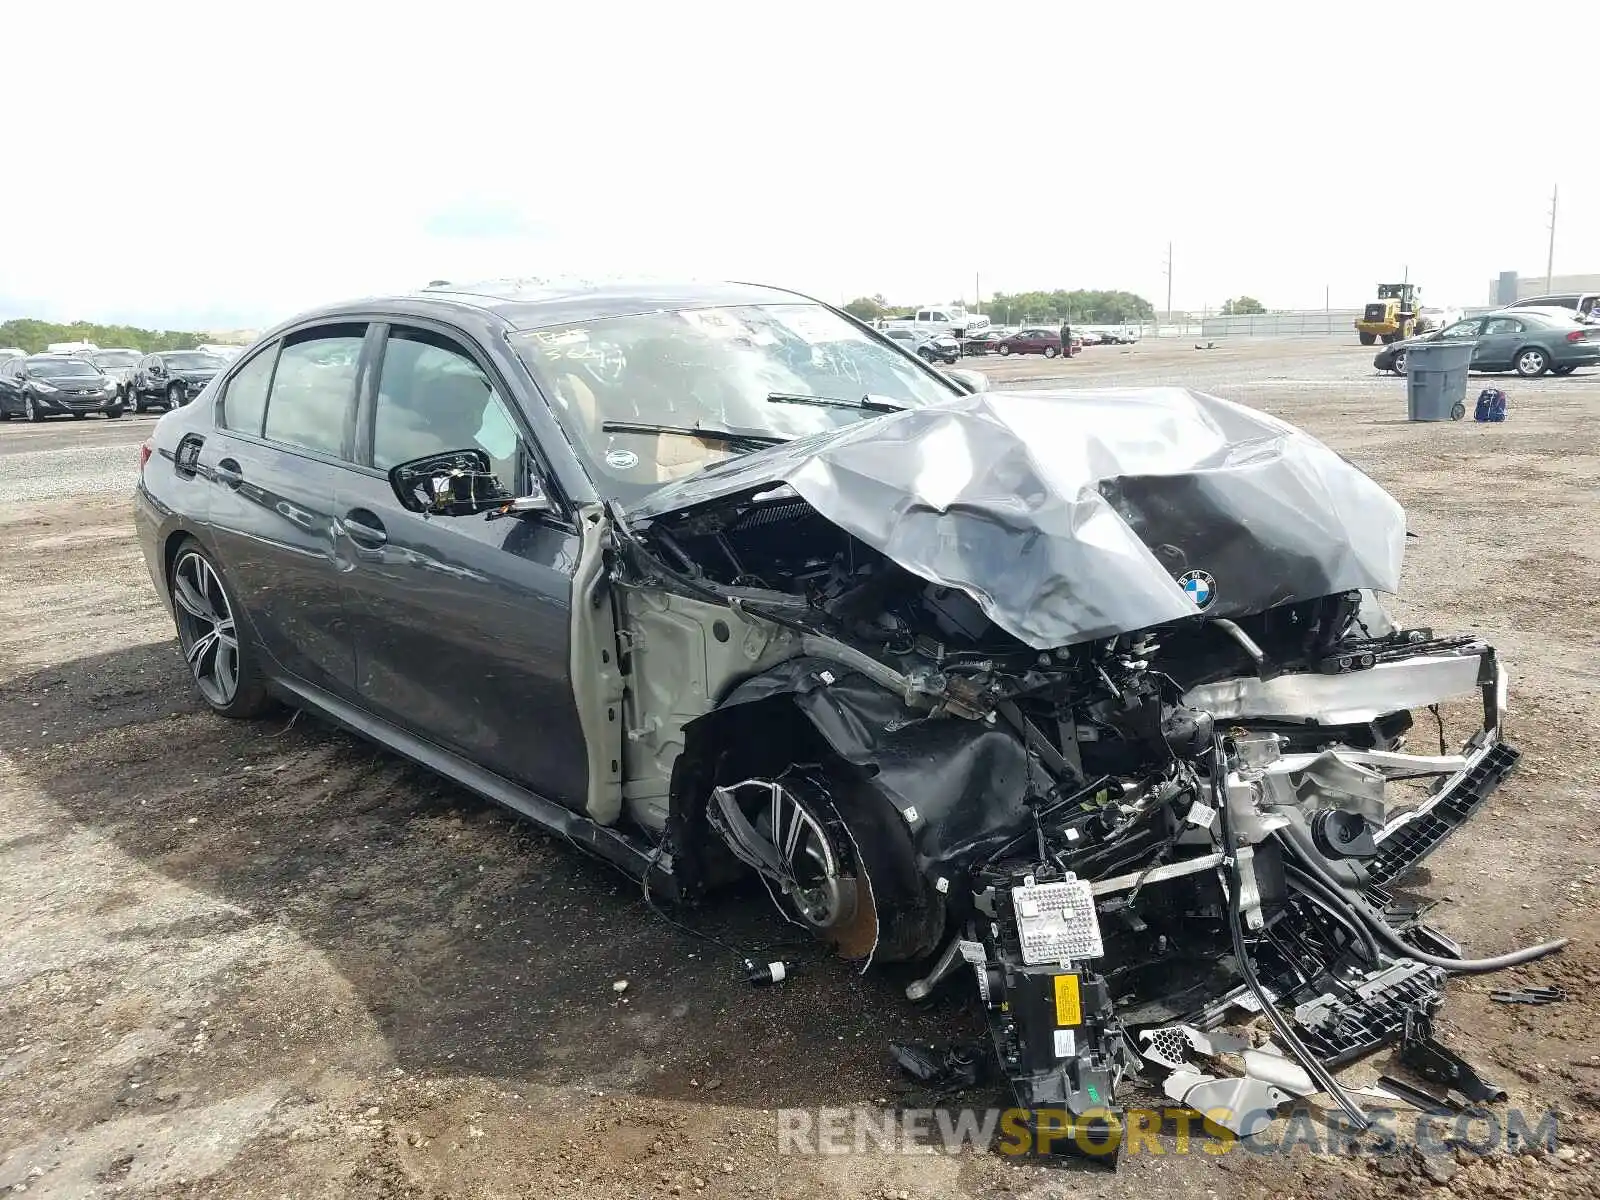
(843, 290, 1156, 325)
(0, 318, 214, 354)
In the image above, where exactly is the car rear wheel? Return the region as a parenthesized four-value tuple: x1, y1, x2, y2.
(168, 382, 187, 409)
(170, 541, 275, 718)
(1044, 345, 1060, 359)
(708, 767, 944, 963)
(1515, 348, 1549, 377)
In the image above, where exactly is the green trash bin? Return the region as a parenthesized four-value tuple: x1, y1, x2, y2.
(1405, 341, 1473, 421)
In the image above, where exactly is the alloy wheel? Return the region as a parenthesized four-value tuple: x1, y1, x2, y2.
(169, 383, 186, 408)
(711, 776, 857, 932)
(1393, 349, 1408, 374)
(172, 551, 240, 706)
(1517, 349, 1547, 377)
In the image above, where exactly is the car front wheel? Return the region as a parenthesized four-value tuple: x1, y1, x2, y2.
(997, 344, 1011, 356)
(708, 767, 943, 964)
(1391, 349, 1408, 375)
(1515, 348, 1549, 377)
(168, 382, 187, 408)
(25, 396, 44, 423)
(170, 540, 275, 718)
(1044, 345, 1060, 358)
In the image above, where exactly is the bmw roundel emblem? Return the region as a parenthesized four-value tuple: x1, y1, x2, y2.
(1178, 569, 1216, 610)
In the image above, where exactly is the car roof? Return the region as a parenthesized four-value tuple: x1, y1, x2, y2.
(1499, 306, 1581, 322)
(274, 278, 821, 337)
(24, 355, 93, 365)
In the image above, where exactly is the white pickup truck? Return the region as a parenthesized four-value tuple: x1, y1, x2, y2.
(881, 305, 991, 340)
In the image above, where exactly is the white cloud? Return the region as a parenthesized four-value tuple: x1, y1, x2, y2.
(3, 1, 1593, 330)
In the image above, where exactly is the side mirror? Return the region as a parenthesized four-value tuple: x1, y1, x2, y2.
(944, 367, 990, 394)
(389, 448, 515, 516)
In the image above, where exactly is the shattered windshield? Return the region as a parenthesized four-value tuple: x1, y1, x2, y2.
(509, 303, 959, 501)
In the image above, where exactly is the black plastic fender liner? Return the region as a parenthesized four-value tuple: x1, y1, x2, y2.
(687, 657, 1041, 886)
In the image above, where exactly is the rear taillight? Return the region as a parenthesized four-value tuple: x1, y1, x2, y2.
(138, 441, 153, 472)
(1567, 330, 1588, 343)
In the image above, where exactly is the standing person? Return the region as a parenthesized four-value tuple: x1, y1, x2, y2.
(1059, 318, 1072, 358)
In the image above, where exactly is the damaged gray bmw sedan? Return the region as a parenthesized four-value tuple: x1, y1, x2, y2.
(135, 279, 1561, 1151)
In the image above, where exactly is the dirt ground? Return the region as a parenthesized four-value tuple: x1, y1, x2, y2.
(2, 339, 1597, 1198)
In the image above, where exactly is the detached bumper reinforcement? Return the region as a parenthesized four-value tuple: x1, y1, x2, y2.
(1293, 960, 1448, 1068)
(1366, 740, 1520, 886)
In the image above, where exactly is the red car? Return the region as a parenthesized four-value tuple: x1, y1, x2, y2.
(995, 327, 1074, 358)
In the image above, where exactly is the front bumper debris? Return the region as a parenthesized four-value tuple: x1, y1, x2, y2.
(889, 639, 1554, 1160)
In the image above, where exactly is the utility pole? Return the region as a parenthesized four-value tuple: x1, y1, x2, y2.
(1161, 242, 1173, 336)
(1546, 185, 1559, 293)
(975, 272, 981, 315)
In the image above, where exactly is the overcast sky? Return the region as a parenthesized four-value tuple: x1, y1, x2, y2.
(3, 2, 1593, 331)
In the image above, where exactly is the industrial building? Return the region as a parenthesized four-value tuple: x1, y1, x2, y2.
(1489, 271, 1600, 305)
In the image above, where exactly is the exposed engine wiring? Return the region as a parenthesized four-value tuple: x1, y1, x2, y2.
(1275, 833, 1568, 975)
(1212, 738, 1371, 1131)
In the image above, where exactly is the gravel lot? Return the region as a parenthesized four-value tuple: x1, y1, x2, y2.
(2, 340, 1597, 1199)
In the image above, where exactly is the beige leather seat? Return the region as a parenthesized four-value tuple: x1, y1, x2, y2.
(555, 367, 728, 483)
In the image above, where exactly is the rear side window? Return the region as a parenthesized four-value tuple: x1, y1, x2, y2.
(219, 344, 276, 436)
(262, 325, 365, 458)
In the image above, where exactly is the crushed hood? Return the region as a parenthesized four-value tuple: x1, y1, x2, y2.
(627, 387, 1406, 649)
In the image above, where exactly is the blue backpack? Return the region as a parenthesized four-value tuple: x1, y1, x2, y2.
(1473, 388, 1508, 422)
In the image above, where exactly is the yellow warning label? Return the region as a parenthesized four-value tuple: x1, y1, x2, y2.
(1053, 973, 1082, 1026)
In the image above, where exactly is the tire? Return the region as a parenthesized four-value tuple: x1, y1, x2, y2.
(1391, 349, 1408, 375)
(168, 382, 187, 409)
(708, 767, 944, 963)
(1359, 332, 1377, 346)
(998, 344, 1011, 356)
(26, 396, 44, 423)
(1044, 345, 1060, 359)
(942, 354, 958, 365)
(71, 412, 87, 420)
(1450, 401, 1466, 421)
(1514, 347, 1549, 377)
(169, 539, 275, 718)
(1551, 364, 1576, 376)
(105, 406, 124, 419)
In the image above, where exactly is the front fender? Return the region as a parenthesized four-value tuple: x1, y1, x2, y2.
(675, 657, 1036, 894)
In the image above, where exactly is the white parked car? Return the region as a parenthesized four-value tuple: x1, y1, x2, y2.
(881, 327, 961, 364)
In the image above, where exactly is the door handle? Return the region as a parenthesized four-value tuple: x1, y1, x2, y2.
(342, 509, 388, 548)
(214, 458, 244, 489)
